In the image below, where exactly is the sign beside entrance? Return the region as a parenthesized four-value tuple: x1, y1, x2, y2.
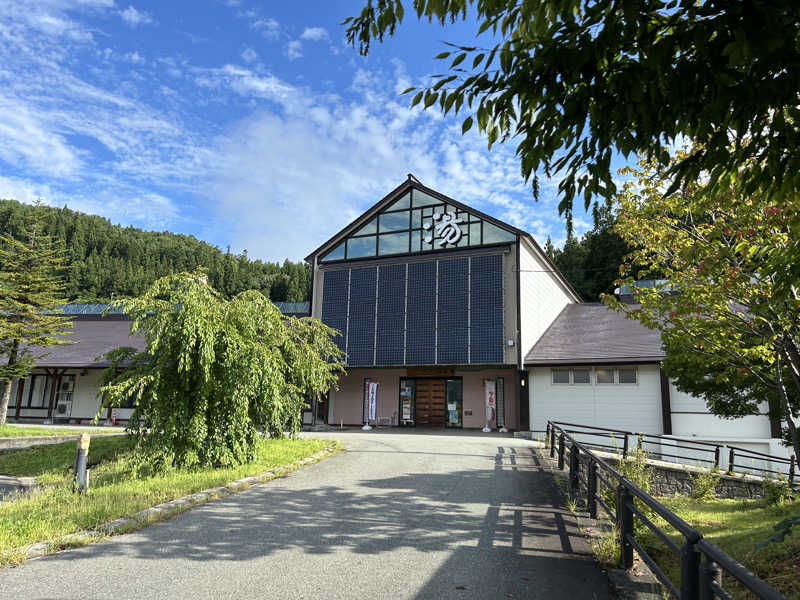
(362, 380, 378, 431)
(483, 379, 496, 432)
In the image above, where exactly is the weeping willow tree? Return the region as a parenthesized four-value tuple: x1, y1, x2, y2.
(98, 271, 343, 469)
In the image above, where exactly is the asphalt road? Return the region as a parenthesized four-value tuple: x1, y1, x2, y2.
(0, 431, 610, 599)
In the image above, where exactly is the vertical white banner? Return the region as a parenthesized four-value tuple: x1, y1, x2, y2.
(483, 379, 496, 432)
(368, 382, 378, 422)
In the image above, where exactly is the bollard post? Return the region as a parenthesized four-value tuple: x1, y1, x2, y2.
(680, 538, 701, 599)
(616, 485, 634, 569)
(727, 447, 735, 474)
(73, 433, 90, 495)
(587, 460, 598, 519)
(558, 433, 566, 470)
(569, 443, 580, 502)
(699, 557, 722, 600)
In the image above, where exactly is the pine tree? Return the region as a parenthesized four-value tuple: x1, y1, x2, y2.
(0, 202, 72, 425)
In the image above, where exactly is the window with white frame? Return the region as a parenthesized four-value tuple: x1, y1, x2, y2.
(596, 367, 638, 384)
(551, 368, 592, 385)
(595, 368, 615, 384)
(618, 367, 638, 384)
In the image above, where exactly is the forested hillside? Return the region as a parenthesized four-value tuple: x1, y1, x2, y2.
(0, 199, 311, 302)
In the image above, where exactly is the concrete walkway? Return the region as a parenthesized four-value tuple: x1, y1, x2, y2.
(0, 431, 610, 599)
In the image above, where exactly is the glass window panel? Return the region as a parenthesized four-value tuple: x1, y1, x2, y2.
(411, 188, 441, 207)
(596, 368, 615, 384)
(422, 207, 433, 217)
(379, 211, 409, 232)
(386, 192, 410, 211)
(573, 368, 591, 384)
(28, 375, 50, 408)
(320, 242, 345, 262)
(410, 230, 422, 252)
(456, 232, 469, 247)
(469, 223, 481, 245)
(482, 222, 517, 244)
(421, 234, 434, 251)
(378, 232, 409, 255)
(552, 369, 570, 384)
(411, 209, 421, 229)
(353, 218, 377, 236)
(346, 236, 376, 259)
(618, 367, 637, 384)
(399, 378, 416, 424)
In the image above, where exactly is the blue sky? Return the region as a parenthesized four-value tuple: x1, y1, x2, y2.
(0, 0, 612, 262)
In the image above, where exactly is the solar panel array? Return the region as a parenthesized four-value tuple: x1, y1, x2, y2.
(321, 253, 505, 366)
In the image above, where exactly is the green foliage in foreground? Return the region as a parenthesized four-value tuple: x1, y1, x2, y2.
(642, 496, 800, 599)
(0, 436, 337, 566)
(345, 1, 800, 228)
(100, 272, 344, 470)
(0, 425, 113, 438)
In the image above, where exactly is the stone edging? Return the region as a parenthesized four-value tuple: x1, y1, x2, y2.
(15, 443, 340, 564)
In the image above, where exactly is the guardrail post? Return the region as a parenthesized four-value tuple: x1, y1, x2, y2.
(558, 432, 566, 470)
(727, 447, 735, 474)
(637, 433, 643, 452)
(622, 434, 629, 459)
(546, 422, 551, 447)
(680, 537, 701, 600)
(550, 425, 556, 458)
(569, 443, 580, 501)
(699, 556, 722, 600)
(587, 460, 598, 519)
(616, 485, 634, 570)
(789, 455, 796, 488)
(713, 446, 720, 470)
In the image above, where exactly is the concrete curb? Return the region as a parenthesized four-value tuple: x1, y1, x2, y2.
(14, 443, 341, 564)
(0, 433, 125, 451)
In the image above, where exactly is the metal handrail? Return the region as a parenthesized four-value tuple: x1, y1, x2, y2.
(547, 421, 785, 600)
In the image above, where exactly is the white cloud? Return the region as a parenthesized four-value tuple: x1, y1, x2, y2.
(123, 51, 145, 64)
(120, 5, 154, 27)
(252, 17, 280, 40)
(285, 40, 303, 60)
(240, 47, 258, 63)
(300, 27, 328, 42)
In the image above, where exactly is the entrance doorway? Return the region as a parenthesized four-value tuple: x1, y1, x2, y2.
(415, 378, 445, 426)
(399, 377, 463, 428)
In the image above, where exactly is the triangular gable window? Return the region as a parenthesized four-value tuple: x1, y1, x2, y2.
(319, 188, 516, 263)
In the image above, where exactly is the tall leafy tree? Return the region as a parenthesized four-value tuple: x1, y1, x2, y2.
(345, 1, 800, 226)
(0, 202, 72, 425)
(606, 155, 800, 464)
(99, 272, 343, 469)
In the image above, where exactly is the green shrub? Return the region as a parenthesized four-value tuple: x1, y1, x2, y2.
(762, 476, 791, 506)
(689, 468, 720, 500)
(590, 525, 621, 566)
(601, 447, 654, 537)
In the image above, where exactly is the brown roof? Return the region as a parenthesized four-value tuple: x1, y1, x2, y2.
(525, 303, 665, 365)
(27, 317, 145, 368)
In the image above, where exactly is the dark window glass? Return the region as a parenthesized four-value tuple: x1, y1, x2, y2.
(387, 192, 410, 210)
(482, 222, 516, 244)
(573, 369, 591, 384)
(378, 232, 409, 255)
(552, 369, 570, 384)
(320, 242, 345, 262)
(411, 189, 441, 207)
(379, 211, 409, 232)
(354, 218, 377, 236)
(618, 367, 637, 384)
(596, 368, 615, 384)
(347, 236, 376, 259)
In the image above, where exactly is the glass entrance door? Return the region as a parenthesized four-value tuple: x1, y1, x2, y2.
(445, 379, 463, 428)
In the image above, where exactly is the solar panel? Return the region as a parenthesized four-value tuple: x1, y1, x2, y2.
(375, 263, 405, 365)
(347, 267, 377, 366)
(321, 270, 349, 353)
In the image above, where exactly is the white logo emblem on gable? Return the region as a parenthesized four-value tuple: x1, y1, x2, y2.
(423, 211, 463, 247)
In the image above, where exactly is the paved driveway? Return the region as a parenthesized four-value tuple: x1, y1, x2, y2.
(0, 431, 609, 599)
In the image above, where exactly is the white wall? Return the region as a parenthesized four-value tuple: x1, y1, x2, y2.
(669, 384, 772, 440)
(519, 238, 575, 358)
(529, 364, 664, 434)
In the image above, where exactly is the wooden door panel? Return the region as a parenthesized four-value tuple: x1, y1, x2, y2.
(415, 379, 445, 427)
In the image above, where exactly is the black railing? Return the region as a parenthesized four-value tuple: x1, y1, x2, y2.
(549, 420, 795, 488)
(547, 421, 785, 600)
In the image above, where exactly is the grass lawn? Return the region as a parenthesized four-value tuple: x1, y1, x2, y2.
(640, 496, 799, 599)
(0, 424, 114, 438)
(0, 435, 339, 566)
